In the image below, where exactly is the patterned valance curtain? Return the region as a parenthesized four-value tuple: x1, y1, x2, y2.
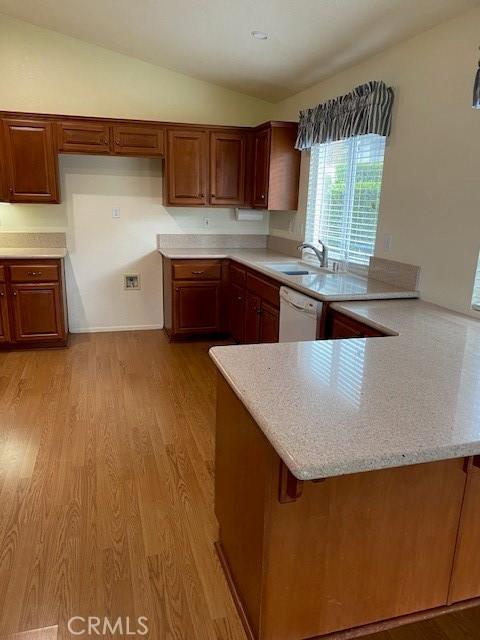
(295, 81, 394, 151)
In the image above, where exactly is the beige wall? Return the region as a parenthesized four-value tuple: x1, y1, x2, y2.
(0, 14, 270, 125)
(270, 7, 480, 315)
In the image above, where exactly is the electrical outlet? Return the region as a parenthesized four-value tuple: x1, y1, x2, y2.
(203, 216, 210, 229)
(383, 233, 392, 251)
(112, 207, 121, 219)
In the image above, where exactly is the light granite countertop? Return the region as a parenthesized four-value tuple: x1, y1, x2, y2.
(159, 247, 418, 302)
(0, 247, 68, 259)
(210, 299, 480, 481)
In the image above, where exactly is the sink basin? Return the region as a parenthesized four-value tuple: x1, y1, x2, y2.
(263, 261, 332, 276)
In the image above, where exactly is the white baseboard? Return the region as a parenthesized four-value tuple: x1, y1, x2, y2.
(70, 324, 163, 334)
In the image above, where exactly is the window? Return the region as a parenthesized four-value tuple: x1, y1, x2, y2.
(305, 134, 387, 266)
(472, 253, 480, 311)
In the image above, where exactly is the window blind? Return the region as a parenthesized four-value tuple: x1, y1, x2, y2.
(472, 253, 480, 311)
(306, 134, 386, 266)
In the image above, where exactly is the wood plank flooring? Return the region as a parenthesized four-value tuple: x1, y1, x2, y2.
(0, 330, 479, 640)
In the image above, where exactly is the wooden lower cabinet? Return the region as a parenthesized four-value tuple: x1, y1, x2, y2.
(229, 282, 246, 343)
(449, 456, 480, 603)
(173, 282, 221, 335)
(0, 284, 10, 343)
(0, 259, 68, 349)
(326, 308, 387, 339)
(215, 375, 474, 640)
(11, 282, 65, 342)
(164, 257, 279, 343)
(260, 301, 279, 343)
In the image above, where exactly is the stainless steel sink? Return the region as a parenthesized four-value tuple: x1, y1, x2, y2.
(263, 261, 333, 276)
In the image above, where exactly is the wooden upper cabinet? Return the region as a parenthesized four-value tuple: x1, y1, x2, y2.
(112, 125, 164, 156)
(252, 122, 300, 211)
(165, 130, 208, 206)
(252, 127, 270, 208)
(57, 120, 111, 154)
(210, 131, 246, 206)
(3, 119, 59, 203)
(0, 127, 7, 202)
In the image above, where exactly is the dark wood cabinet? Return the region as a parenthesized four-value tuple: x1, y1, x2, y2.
(0, 111, 300, 207)
(173, 282, 221, 335)
(252, 122, 300, 211)
(163, 257, 226, 338)
(229, 282, 246, 343)
(0, 259, 68, 349)
(252, 127, 270, 208)
(210, 131, 246, 206)
(260, 301, 279, 343)
(113, 125, 164, 156)
(11, 282, 65, 342)
(244, 291, 261, 344)
(3, 119, 59, 203)
(0, 283, 10, 343)
(326, 309, 386, 339)
(57, 120, 111, 154)
(165, 130, 209, 206)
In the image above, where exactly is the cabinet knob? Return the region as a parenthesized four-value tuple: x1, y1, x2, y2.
(12, 291, 17, 296)
(260, 194, 265, 199)
(0, 291, 4, 297)
(115, 138, 120, 145)
(103, 137, 108, 144)
(256, 308, 262, 315)
(9, 187, 13, 194)
(199, 193, 205, 198)
(237, 296, 242, 301)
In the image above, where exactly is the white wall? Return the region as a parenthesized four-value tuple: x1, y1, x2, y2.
(0, 155, 268, 332)
(270, 7, 480, 316)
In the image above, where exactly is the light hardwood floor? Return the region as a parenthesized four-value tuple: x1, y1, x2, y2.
(0, 331, 479, 640)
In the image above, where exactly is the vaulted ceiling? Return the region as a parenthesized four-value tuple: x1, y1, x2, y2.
(0, 0, 477, 101)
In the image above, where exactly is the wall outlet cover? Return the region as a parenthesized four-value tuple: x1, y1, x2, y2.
(124, 273, 141, 290)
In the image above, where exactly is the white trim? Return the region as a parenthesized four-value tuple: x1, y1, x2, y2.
(70, 324, 163, 334)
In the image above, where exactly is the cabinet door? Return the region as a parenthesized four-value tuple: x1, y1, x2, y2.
(229, 282, 246, 343)
(449, 457, 480, 603)
(260, 301, 279, 344)
(0, 284, 11, 343)
(0, 126, 7, 202)
(57, 121, 111, 154)
(173, 282, 221, 335)
(330, 312, 365, 339)
(166, 130, 208, 205)
(210, 131, 246, 206)
(252, 127, 270, 208)
(11, 282, 65, 342)
(3, 119, 59, 203)
(244, 292, 261, 344)
(113, 125, 164, 156)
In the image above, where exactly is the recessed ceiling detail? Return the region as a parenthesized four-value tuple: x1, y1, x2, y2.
(0, 0, 478, 101)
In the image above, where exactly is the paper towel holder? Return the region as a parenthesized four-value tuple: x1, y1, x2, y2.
(235, 208, 265, 221)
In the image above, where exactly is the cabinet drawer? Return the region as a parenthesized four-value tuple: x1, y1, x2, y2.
(10, 263, 59, 283)
(0, 265, 5, 282)
(172, 260, 222, 281)
(246, 272, 280, 308)
(230, 262, 246, 287)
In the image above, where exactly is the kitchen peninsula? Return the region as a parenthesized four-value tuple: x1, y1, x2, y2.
(211, 299, 480, 640)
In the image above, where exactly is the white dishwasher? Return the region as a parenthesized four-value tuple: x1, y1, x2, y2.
(279, 287, 323, 342)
